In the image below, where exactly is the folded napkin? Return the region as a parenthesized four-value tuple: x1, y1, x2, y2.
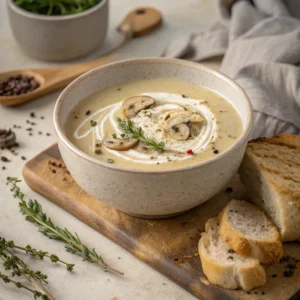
(163, 0, 300, 139)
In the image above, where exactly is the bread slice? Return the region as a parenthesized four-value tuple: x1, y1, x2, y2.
(218, 199, 283, 263)
(239, 134, 300, 242)
(198, 218, 266, 291)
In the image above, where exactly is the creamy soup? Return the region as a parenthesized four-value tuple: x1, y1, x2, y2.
(65, 78, 243, 170)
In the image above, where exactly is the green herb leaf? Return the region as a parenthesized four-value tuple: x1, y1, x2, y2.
(90, 120, 97, 127)
(13, 0, 102, 16)
(107, 159, 114, 164)
(6, 177, 123, 276)
(116, 118, 165, 152)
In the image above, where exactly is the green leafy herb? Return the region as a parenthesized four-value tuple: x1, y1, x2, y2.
(112, 133, 117, 139)
(90, 120, 97, 127)
(1, 238, 74, 271)
(0, 239, 54, 299)
(6, 177, 123, 276)
(107, 159, 114, 164)
(0, 271, 49, 300)
(116, 118, 165, 152)
(13, 0, 102, 16)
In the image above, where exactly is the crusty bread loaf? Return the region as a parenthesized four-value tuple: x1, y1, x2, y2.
(239, 134, 300, 242)
(218, 199, 283, 263)
(198, 218, 266, 291)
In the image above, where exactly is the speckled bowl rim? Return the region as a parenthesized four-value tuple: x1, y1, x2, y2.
(7, 0, 107, 21)
(54, 57, 253, 174)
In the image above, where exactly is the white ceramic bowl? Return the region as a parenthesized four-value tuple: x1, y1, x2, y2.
(7, 0, 108, 61)
(54, 58, 253, 218)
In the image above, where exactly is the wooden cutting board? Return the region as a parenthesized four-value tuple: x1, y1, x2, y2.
(22, 144, 300, 300)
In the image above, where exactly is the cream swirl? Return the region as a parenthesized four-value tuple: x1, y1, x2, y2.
(74, 93, 216, 164)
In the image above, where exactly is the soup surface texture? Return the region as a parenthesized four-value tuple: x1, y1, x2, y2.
(65, 78, 243, 170)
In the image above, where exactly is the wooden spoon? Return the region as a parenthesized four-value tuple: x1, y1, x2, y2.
(0, 7, 162, 106)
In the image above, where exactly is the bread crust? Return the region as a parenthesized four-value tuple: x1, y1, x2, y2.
(218, 200, 283, 263)
(240, 134, 300, 242)
(198, 218, 266, 291)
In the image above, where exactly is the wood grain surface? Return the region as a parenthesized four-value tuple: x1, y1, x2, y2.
(22, 144, 300, 300)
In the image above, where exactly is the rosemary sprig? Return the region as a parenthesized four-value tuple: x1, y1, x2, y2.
(1, 238, 74, 271)
(0, 244, 54, 299)
(0, 272, 48, 299)
(116, 118, 165, 151)
(6, 177, 123, 276)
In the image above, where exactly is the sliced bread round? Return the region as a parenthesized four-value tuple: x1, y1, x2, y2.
(198, 218, 266, 291)
(218, 200, 283, 263)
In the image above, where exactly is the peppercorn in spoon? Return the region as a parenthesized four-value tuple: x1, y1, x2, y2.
(0, 7, 162, 106)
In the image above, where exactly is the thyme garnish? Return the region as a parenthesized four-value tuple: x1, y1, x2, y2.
(6, 177, 123, 276)
(90, 120, 97, 127)
(116, 118, 165, 152)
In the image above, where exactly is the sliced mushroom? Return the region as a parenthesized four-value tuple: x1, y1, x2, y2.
(163, 115, 191, 141)
(122, 96, 155, 119)
(169, 110, 204, 123)
(163, 111, 204, 141)
(103, 134, 138, 151)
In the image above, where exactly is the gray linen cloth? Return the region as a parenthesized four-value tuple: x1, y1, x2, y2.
(162, 0, 300, 139)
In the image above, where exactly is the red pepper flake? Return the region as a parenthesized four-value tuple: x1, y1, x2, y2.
(57, 162, 62, 168)
(186, 149, 193, 155)
(65, 169, 70, 174)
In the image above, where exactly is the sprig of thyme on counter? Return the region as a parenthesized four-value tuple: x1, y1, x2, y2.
(0, 238, 74, 271)
(116, 117, 165, 152)
(0, 271, 48, 300)
(6, 177, 123, 276)
(0, 240, 54, 299)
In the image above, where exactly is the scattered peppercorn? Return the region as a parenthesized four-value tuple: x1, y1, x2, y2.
(21, 156, 26, 160)
(213, 149, 219, 154)
(95, 149, 102, 155)
(0, 129, 16, 148)
(38, 131, 42, 135)
(2, 166, 6, 170)
(29, 133, 33, 136)
(271, 274, 277, 278)
(85, 110, 91, 115)
(228, 249, 235, 254)
(226, 187, 233, 193)
(1, 156, 10, 162)
(46, 133, 51, 136)
(117, 88, 121, 91)
(52, 169, 56, 174)
(40, 116, 44, 119)
(30, 112, 36, 118)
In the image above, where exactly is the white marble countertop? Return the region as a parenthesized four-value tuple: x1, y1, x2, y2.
(0, 1, 218, 299)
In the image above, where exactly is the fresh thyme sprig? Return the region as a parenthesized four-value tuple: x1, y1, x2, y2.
(0, 243, 54, 299)
(6, 177, 123, 276)
(116, 118, 165, 152)
(0, 272, 48, 299)
(0, 238, 74, 272)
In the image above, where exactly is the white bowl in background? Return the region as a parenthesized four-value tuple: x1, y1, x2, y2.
(7, 0, 108, 61)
